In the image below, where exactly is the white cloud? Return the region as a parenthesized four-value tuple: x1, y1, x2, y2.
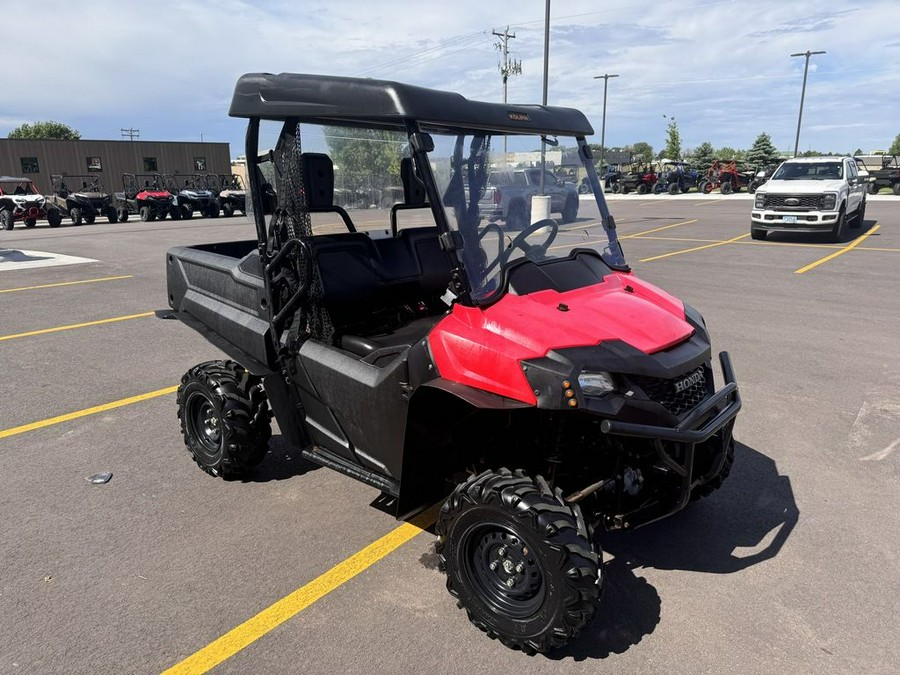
(5, 0, 899, 156)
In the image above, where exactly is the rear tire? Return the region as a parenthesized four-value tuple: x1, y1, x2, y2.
(893, 183, 900, 196)
(176, 360, 271, 478)
(24, 218, 36, 228)
(636, 183, 648, 195)
(700, 181, 712, 194)
(47, 209, 62, 228)
(0, 209, 13, 230)
(139, 206, 151, 222)
(436, 469, 601, 655)
(867, 183, 879, 195)
(611, 182, 622, 194)
(668, 183, 679, 195)
(118, 209, 129, 223)
(222, 202, 235, 218)
(106, 207, 118, 223)
(720, 180, 733, 195)
(84, 213, 96, 225)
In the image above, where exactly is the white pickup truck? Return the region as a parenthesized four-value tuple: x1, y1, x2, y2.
(750, 156, 867, 243)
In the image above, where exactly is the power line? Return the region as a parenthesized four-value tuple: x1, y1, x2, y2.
(121, 127, 140, 141)
(493, 26, 522, 155)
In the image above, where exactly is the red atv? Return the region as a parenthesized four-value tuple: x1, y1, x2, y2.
(164, 73, 741, 654)
(114, 173, 175, 222)
(699, 159, 754, 194)
(616, 162, 658, 194)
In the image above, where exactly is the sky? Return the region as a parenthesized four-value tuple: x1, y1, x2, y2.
(5, 0, 899, 159)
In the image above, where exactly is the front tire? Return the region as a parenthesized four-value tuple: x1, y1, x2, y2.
(106, 207, 118, 223)
(853, 198, 866, 228)
(720, 180, 733, 195)
(0, 209, 12, 230)
(70, 207, 83, 225)
(222, 202, 235, 217)
(139, 206, 152, 222)
(24, 218, 36, 228)
(118, 209, 129, 223)
(436, 469, 601, 654)
(176, 360, 271, 478)
(692, 438, 735, 500)
(84, 213, 96, 225)
(830, 206, 847, 243)
(47, 209, 62, 228)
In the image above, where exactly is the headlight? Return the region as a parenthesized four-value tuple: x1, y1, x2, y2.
(578, 371, 615, 397)
(754, 193, 766, 208)
(820, 193, 836, 210)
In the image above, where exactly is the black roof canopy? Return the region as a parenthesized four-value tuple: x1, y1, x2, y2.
(229, 73, 594, 137)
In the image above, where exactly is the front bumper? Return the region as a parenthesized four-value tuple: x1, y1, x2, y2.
(751, 209, 838, 232)
(598, 351, 741, 529)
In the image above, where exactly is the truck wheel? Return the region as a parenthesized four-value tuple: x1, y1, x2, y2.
(561, 196, 578, 223)
(24, 218, 36, 228)
(436, 468, 601, 654)
(47, 209, 62, 228)
(70, 207, 83, 225)
(222, 203, 235, 218)
(177, 360, 271, 478)
(506, 201, 528, 231)
(854, 198, 866, 227)
(750, 227, 767, 240)
(106, 207, 118, 223)
(84, 213, 96, 225)
(139, 206, 151, 222)
(691, 438, 735, 500)
(720, 180, 733, 195)
(830, 206, 847, 243)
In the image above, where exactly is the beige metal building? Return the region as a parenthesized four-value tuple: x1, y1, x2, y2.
(0, 139, 231, 194)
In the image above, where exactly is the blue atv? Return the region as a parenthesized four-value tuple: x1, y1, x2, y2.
(654, 161, 700, 195)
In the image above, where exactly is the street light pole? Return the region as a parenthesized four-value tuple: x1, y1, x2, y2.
(540, 0, 550, 193)
(593, 74, 619, 179)
(791, 50, 826, 157)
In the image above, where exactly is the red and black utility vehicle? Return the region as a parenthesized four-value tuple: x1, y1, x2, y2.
(114, 174, 174, 222)
(164, 73, 741, 654)
(616, 162, 658, 194)
(698, 159, 754, 194)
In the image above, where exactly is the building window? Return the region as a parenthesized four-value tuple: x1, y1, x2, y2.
(143, 157, 158, 172)
(194, 156, 207, 172)
(87, 156, 103, 172)
(20, 157, 39, 174)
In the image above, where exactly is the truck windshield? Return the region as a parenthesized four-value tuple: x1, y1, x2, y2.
(426, 132, 625, 303)
(772, 161, 843, 180)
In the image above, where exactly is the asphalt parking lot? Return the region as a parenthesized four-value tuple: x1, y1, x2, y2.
(1, 194, 898, 674)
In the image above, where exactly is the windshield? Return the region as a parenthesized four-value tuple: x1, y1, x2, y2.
(426, 131, 625, 302)
(773, 161, 843, 180)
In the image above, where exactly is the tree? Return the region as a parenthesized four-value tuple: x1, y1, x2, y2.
(746, 132, 781, 169)
(8, 121, 81, 140)
(664, 119, 682, 161)
(853, 148, 863, 156)
(888, 133, 900, 156)
(325, 127, 404, 199)
(630, 141, 654, 164)
(686, 142, 715, 170)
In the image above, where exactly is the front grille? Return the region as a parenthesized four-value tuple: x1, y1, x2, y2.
(761, 194, 821, 210)
(629, 366, 709, 416)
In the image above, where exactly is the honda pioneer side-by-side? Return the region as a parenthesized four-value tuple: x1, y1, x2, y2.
(163, 174, 220, 219)
(0, 176, 63, 229)
(164, 73, 741, 654)
(206, 173, 246, 217)
(115, 174, 174, 222)
(49, 174, 118, 224)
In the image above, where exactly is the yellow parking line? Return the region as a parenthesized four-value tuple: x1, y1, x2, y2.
(693, 199, 721, 206)
(794, 224, 881, 274)
(0, 275, 133, 294)
(640, 233, 751, 262)
(162, 503, 441, 675)
(0, 311, 153, 342)
(0, 385, 178, 440)
(624, 219, 697, 238)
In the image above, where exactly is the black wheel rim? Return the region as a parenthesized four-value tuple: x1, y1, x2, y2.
(186, 392, 222, 459)
(460, 523, 546, 619)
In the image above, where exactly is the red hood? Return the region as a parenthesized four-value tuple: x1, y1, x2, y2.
(137, 189, 171, 199)
(428, 273, 692, 403)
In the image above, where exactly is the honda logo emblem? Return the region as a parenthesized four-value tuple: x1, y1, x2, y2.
(674, 370, 704, 393)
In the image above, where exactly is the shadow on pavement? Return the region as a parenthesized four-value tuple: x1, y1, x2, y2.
(240, 434, 321, 483)
(550, 441, 799, 660)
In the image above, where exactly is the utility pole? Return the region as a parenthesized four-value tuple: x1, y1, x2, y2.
(493, 26, 522, 156)
(791, 50, 826, 157)
(593, 74, 619, 179)
(540, 0, 550, 193)
(121, 127, 140, 141)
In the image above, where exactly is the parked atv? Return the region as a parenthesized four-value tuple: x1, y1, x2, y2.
(114, 174, 174, 222)
(206, 174, 246, 217)
(163, 174, 219, 219)
(618, 163, 658, 194)
(0, 176, 63, 229)
(164, 72, 741, 655)
(698, 160, 754, 194)
(654, 161, 700, 195)
(747, 164, 777, 194)
(49, 175, 118, 224)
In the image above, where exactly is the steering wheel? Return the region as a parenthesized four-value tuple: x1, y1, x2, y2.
(484, 218, 559, 277)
